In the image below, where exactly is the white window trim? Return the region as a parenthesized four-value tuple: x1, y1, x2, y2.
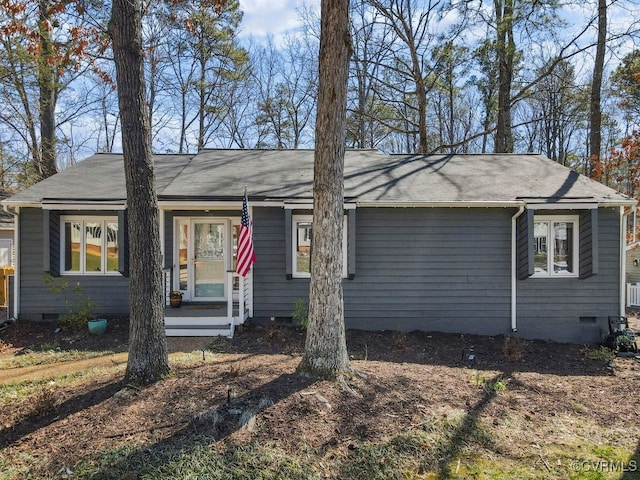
(626, 207, 640, 247)
(291, 214, 348, 278)
(60, 216, 121, 275)
(532, 215, 579, 278)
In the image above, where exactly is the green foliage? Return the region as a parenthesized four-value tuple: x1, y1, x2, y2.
(492, 377, 507, 394)
(471, 370, 486, 388)
(470, 371, 507, 394)
(43, 274, 96, 329)
(38, 341, 60, 352)
(291, 298, 308, 329)
(612, 49, 640, 116)
(584, 346, 615, 362)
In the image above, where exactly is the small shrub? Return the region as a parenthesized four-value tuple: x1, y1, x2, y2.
(502, 336, 524, 361)
(265, 324, 281, 340)
(471, 370, 486, 388)
(291, 298, 308, 329)
(492, 377, 507, 394)
(223, 362, 243, 378)
(391, 330, 410, 352)
(43, 274, 96, 329)
(31, 386, 58, 417)
(584, 346, 616, 362)
(39, 341, 60, 351)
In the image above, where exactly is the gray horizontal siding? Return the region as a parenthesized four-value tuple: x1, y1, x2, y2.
(18, 204, 622, 344)
(19, 208, 129, 321)
(253, 206, 621, 344)
(517, 207, 621, 344)
(344, 208, 511, 334)
(253, 207, 513, 336)
(253, 208, 309, 318)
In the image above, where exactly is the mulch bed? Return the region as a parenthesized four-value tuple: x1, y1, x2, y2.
(1, 317, 639, 477)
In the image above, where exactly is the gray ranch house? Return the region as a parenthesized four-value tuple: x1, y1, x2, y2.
(2, 149, 635, 343)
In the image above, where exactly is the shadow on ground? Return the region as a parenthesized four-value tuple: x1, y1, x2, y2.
(83, 372, 316, 479)
(0, 378, 124, 450)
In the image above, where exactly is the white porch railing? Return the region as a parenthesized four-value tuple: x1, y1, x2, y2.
(163, 268, 171, 306)
(627, 283, 640, 307)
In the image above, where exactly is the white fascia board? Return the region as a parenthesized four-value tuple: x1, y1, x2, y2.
(355, 200, 526, 208)
(158, 201, 283, 209)
(42, 203, 126, 210)
(601, 199, 638, 207)
(355, 200, 635, 209)
(526, 203, 599, 210)
(284, 202, 356, 210)
(1, 201, 41, 208)
(527, 200, 637, 209)
(283, 202, 313, 209)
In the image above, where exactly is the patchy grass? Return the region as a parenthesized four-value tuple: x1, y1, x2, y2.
(3, 417, 637, 480)
(0, 370, 121, 405)
(1, 326, 639, 480)
(0, 348, 115, 369)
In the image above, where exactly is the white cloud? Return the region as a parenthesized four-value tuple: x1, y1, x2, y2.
(238, 0, 318, 38)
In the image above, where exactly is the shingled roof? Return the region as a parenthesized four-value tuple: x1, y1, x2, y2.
(2, 149, 634, 207)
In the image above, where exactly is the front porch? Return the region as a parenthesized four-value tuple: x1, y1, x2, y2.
(163, 269, 251, 337)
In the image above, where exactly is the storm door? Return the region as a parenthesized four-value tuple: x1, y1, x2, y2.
(174, 218, 229, 301)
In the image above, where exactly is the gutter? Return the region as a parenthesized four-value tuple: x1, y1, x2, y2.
(511, 206, 526, 332)
(621, 206, 632, 316)
(2, 204, 19, 320)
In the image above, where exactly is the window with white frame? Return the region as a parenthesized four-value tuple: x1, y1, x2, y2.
(292, 215, 347, 278)
(61, 217, 119, 274)
(533, 216, 579, 277)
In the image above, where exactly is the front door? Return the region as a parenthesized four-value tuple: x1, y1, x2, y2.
(174, 218, 229, 302)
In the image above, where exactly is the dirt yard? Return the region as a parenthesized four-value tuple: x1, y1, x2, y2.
(1, 317, 639, 479)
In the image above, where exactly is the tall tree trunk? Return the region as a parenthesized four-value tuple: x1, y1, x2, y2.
(179, 85, 188, 153)
(416, 79, 428, 154)
(448, 72, 455, 153)
(589, 0, 606, 170)
(494, 0, 514, 153)
(109, 0, 170, 386)
(198, 43, 206, 151)
(299, 0, 352, 380)
(37, 0, 58, 179)
(357, 64, 366, 149)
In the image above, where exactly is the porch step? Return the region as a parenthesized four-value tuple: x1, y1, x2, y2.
(165, 317, 232, 327)
(165, 326, 233, 337)
(164, 316, 235, 337)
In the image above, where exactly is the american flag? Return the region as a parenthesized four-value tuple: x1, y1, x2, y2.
(236, 192, 256, 277)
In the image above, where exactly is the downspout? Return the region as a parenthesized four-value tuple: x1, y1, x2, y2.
(511, 206, 526, 332)
(621, 206, 631, 316)
(3, 205, 19, 320)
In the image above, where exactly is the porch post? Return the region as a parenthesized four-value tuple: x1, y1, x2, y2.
(227, 271, 233, 320)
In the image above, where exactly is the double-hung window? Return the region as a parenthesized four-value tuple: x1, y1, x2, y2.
(292, 214, 348, 278)
(61, 217, 119, 274)
(533, 215, 579, 277)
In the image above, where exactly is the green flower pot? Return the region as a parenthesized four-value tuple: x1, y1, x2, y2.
(87, 318, 107, 336)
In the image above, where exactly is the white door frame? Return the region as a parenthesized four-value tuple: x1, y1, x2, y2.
(173, 217, 232, 302)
